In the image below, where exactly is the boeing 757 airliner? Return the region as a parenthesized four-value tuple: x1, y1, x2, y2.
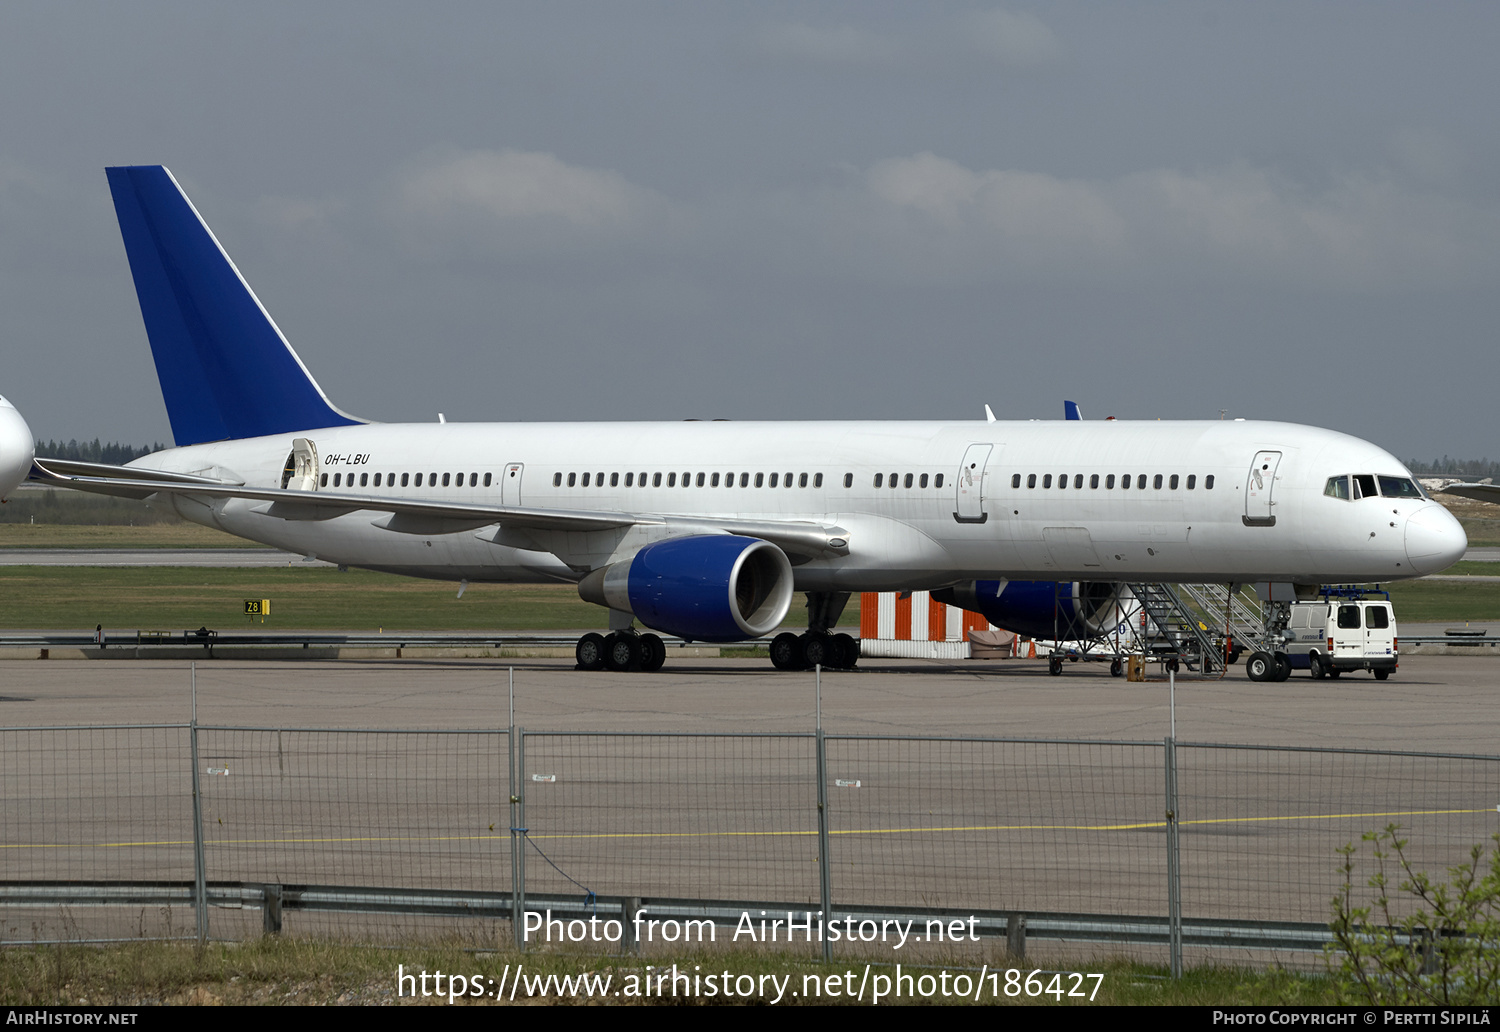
(19, 166, 1467, 672)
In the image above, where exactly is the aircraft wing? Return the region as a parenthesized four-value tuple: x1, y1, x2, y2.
(30, 459, 849, 561)
(1440, 482, 1500, 505)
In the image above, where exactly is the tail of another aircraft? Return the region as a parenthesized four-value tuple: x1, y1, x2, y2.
(105, 165, 362, 447)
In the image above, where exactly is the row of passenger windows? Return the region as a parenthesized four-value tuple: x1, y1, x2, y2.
(323, 471, 492, 489)
(1013, 472, 1215, 491)
(555, 471, 828, 489)
(1323, 475, 1423, 500)
(872, 473, 946, 489)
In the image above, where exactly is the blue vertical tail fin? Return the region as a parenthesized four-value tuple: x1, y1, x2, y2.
(105, 165, 362, 446)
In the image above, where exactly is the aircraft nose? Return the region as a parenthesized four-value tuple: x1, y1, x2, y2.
(0, 396, 35, 502)
(1405, 503, 1467, 575)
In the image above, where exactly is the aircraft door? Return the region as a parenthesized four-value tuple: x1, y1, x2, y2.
(1244, 450, 1281, 526)
(501, 463, 524, 506)
(280, 438, 320, 491)
(954, 444, 993, 524)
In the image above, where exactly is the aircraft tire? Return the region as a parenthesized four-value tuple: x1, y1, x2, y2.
(640, 633, 666, 672)
(1245, 651, 1272, 682)
(576, 632, 607, 671)
(832, 633, 858, 669)
(1272, 653, 1292, 681)
(604, 632, 641, 672)
(801, 632, 832, 669)
(770, 632, 803, 671)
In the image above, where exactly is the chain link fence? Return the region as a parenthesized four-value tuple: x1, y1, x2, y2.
(2, 715, 1497, 965)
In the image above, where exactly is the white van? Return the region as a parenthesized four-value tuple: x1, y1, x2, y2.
(1280, 599, 1398, 680)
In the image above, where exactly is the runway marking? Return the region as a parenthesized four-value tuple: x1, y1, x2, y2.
(1, 808, 1490, 851)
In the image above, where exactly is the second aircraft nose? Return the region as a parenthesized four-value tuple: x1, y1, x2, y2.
(1405, 503, 1468, 575)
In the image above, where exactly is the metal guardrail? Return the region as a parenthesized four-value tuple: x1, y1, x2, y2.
(0, 632, 771, 650)
(0, 881, 1347, 954)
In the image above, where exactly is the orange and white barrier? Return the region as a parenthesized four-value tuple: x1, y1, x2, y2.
(858, 591, 1016, 659)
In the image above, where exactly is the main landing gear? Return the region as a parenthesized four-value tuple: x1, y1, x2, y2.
(769, 592, 860, 671)
(575, 630, 666, 673)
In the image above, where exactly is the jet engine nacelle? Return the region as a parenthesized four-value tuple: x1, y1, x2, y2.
(934, 580, 1135, 641)
(578, 535, 795, 641)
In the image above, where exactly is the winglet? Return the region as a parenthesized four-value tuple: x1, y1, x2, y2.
(105, 165, 363, 446)
(983, 404, 996, 423)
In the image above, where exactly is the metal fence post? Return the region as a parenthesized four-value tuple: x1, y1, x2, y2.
(513, 726, 527, 952)
(189, 664, 208, 944)
(1164, 735, 1182, 979)
(815, 665, 833, 963)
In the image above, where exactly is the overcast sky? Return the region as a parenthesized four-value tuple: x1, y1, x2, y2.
(2, 2, 1496, 463)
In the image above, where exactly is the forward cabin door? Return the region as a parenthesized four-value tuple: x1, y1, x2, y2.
(955, 444, 993, 524)
(1244, 450, 1282, 526)
(501, 463, 524, 506)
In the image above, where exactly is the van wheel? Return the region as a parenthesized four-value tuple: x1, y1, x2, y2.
(1309, 654, 1327, 679)
(1373, 668, 1391, 681)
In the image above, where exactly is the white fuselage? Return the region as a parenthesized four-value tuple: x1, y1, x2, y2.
(134, 417, 1466, 589)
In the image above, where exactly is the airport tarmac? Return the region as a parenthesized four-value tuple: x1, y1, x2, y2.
(0, 548, 319, 567)
(1, 654, 1495, 753)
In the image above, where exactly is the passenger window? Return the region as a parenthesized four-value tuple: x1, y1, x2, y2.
(320, 473, 328, 487)
(874, 474, 883, 488)
(750, 473, 760, 487)
(844, 473, 853, 488)
(1186, 475, 1195, 490)
(356, 473, 365, 487)
(609, 472, 618, 487)
(668, 473, 677, 487)
(711, 473, 720, 487)
(904, 473, 914, 488)
(1337, 605, 1362, 629)
(740, 473, 749, 487)
(372, 473, 381, 487)
(1324, 476, 1350, 500)
(769, 473, 779, 488)
(1366, 606, 1390, 629)
(1027, 474, 1036, 488)
(1043, 474, 1052, 488)
(333, 473, 342, 487)
(1121, 474, 1130, 490)
(1205, 475, 1214, 489)
(682, 472, 690, 486)
(697, 473, 706, 487)
(784, 472, 793, 488)
(890, 472, 898, 489)
(800, 473, 809, 488)
(1169, 474, 1179, 489)
(625, 472, 634, 487)
(429, 473, 437, 487)
(1153, 474, 1162, 489)
(484, 472, 492, 487)
(1074, 474, 1083, 489)
(470, 473, 478, 487)
(814, 473, 823, 488)
(934, 474, 944, 488)
(599, 472, 607, 487)
(406, 473, 413, 487)
(1136, 474, 1146, 489)
(1090, 474, 1099, 489)
(919, 473, 928, 488)
(1106, 474, 1115, 489)
(1012, 474, 1021, 488)
(1058, 474, 1067, 489)
(582, 472, 590, 487)
(653, 473, 662, 487)
(442, 473, 451, 487)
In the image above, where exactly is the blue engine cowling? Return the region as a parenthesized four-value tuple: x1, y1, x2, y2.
(932, 581, 1135, 640)
(577, 535, 795, 641)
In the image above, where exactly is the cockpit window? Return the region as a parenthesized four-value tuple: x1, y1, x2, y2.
(1379, 476, 1424, 500)
(1353, 474, 1378, 500)
(1324, 476, 1350, 500)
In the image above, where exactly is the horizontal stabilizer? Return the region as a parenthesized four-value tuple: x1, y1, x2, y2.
(105, 165, 363, 446)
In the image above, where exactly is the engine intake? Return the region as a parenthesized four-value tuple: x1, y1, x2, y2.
(578, 535, 794, 641)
